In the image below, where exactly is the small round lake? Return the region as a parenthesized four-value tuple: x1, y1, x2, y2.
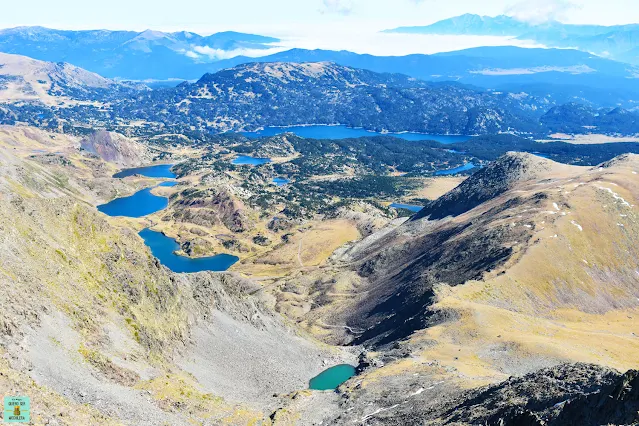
(139, 229, 239, 273)
(113, 164, 176, 179)
(435, 162, 477, 176)
(309, 364, 356, 391)
(272, 177, 290, 186)
(97, 181, 177, 218)
(232, 156, 271, 166)
(242, 125, 470, 144)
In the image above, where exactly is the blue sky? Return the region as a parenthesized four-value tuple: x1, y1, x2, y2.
(2, 0, 637, 57)
(2, 0, 638, 35)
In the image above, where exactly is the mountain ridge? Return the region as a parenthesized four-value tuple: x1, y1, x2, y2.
(385, 14, 639, 65)
(0, 51, 142, 105)
(205, 46, 639, 108)
(0, 26, 280, 80)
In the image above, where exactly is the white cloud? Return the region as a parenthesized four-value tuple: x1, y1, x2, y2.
(320, 0, 353, 15)
(181, 45, 287, 61)
(183, 50, 200, 59)
(275, 29, 544, 56)
(505, 0, 580, 24)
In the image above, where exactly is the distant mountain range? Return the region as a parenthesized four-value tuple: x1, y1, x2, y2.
(0, 26, 279, 80)
(209, 47, 639, 108)
(0, 59, 551, 135)
(1, 52, 638, 136)
(0, 26, 638, 109)
(0, 25, 637, 95)
(385, 14, 639, 65)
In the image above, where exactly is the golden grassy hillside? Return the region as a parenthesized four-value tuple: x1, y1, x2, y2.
(350, 154, 639, 388)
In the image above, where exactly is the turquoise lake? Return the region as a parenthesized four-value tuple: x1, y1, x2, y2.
(435, 162, 477, 176)
(232, 156, 272, 166)
(113, 164, 176, 179)
(242, 125, 470, 144)
(139, 229, 239, 273)
(309, 364, 357, 391)
(97, 181, 177, 218)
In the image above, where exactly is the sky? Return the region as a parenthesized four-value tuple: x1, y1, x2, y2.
(3, 0, 639, 35)
(2, 0, 639, 57)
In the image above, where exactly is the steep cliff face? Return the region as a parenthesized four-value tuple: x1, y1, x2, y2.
(80, 130, 154, 167)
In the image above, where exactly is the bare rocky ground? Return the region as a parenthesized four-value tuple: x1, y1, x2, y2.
(310, 363, 639, 425)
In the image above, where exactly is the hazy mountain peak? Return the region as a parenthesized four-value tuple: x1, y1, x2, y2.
(136, 29, 172, 40)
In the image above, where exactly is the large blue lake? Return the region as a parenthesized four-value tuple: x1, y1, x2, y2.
(113, 164, 176, 179)
(232, 156, 272, 166)
(139, 229, 239, 273)
(242, 125, 470, 144)
(97, 181, 177, 218)
(104, 164, 238, 272)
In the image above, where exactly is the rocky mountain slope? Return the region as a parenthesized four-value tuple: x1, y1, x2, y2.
(0, 52, 140, 105)
(210, 47, 639, 108)
(1, 124, 638, 425)
(267, 152, 639, 423)
(0, 126, 353, 425)
(1, 55, 637, 136)
(326, 363, 639, 425)
(79, 129, 156, 166)
(338, 152, 639, 350)
(125, 61, 545, 135)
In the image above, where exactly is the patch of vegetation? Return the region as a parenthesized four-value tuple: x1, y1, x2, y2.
(78, 344, 139, 386)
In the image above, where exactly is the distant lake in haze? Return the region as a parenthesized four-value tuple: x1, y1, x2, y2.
(139, 229, 239, 273)
(242, 125, 470, 144)
(435, 162, 477, 176)
(390, 203, 423, 212)
(113, 164, 176, 179)
(232, 156, 272, 166)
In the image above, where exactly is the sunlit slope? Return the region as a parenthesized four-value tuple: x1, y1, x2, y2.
(0, 52, 123, 105)
(422, 153, 639, 381)
(283, 153, 639, 384)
